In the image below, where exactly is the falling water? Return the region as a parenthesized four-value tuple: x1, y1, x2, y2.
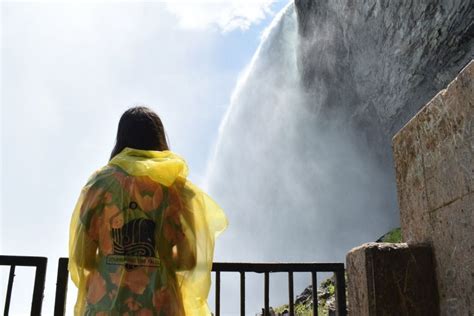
(207, 1, 392, 313)
(205, 2, 398, 313)
(207, 1, 397, 263)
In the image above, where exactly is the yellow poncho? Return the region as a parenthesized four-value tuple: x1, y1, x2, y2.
(69, 148, 228, 315)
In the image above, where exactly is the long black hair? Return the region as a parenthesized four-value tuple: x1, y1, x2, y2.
(110, 106, 169, 160)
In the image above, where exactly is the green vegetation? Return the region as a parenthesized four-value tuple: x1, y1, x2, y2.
(272, 277, 336, 316)
(273, 303, 330, 316)
(377, 227, 402, 243)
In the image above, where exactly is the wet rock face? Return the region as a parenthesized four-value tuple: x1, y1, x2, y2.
(295, 0, 473, 161)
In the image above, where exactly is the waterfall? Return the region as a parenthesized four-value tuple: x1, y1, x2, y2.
(206, 1, 396, 263)
(205, 2, 397, 312)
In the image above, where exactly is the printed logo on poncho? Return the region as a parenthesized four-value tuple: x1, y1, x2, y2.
(107, 215, 160, 269)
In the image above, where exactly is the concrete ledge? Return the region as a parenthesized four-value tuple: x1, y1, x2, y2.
(346, 242, 439, 316)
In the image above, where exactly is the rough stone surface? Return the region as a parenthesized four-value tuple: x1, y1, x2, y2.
(295, 0, 474, 162)
(393, 60, 474, 315)
(346, 242, 439, 316)
(431, 194, 474, 316)
(346, 244, 370, 316)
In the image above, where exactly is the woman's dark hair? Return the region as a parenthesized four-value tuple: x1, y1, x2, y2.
(110, 106, 169, 160)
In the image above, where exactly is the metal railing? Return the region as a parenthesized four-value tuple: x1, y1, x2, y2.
(54, 258, 346, 316)
(213, 262, 347, 316)
(54, 258, 69, 316)
(0, 255, 48, 316)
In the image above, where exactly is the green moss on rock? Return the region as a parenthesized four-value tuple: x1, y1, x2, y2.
(376, 227, 402, 243)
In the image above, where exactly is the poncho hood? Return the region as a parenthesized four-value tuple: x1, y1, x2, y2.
(109, 147, 188, 186)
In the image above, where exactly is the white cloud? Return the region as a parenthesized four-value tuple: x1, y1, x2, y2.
(162, 0, 278, 32)
(3, 0, 279, 32)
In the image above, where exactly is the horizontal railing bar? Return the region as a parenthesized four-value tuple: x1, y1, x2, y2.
(2, 257, 343, 272)
(212, 262, 344, 273)
(0, 255, 48, 267)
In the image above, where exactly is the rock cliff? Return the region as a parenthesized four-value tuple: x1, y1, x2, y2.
(295, 0, 473, 161)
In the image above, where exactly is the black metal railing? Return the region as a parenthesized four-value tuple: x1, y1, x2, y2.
(54, 258, 346, 316)
(0, 255, 48, 316)
(54, 257, 69, 316)
(213, 262, 347, 316)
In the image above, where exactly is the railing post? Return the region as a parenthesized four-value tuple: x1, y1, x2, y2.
(31, 257, 47, 316)
(312, 271, 318, 316)
(4, 265, 16, 316)
(288, 271, 294, 316)
(264, 272, 270, 315)
(240, 271, 245, 316)
(54, 258, 69, 316)
(215, 270, 221, 316)
(335, 269, 347, 316)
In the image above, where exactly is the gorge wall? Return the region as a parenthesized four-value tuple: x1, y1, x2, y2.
(296, 0, 473, 162)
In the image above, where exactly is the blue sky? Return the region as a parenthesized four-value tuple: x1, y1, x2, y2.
(0, 1, 288, 314)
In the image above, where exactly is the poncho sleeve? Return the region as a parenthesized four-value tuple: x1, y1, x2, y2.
(176, 180, 228, 315)
(68, 174, 105, 314)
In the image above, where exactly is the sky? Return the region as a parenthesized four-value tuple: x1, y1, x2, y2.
(0, 0, 289, 314)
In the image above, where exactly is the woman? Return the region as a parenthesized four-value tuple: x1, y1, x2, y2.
(69, 106, 227, 315)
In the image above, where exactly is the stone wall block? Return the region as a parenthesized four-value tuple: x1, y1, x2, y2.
(346, 243, 370, 316)
(416, 68, 473, 210)
(392, 60, 474, 315)
(393, 122, 430, 243)
(429, 193, 474, 315)
(346, 243, 439, 316)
